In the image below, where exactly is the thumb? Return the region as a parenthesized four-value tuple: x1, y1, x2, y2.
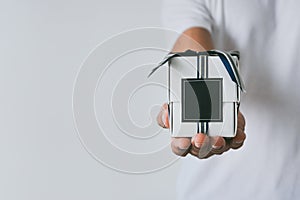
(156, 103, 169, 128)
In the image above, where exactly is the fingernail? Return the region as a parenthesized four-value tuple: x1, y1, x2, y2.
(212, 144, 223, 150)
(195, 142, 201, 148)
(178, 147, 189, 151)
(194, 134, 206, 148)
(178, 143, 190, 150)
(233, 140, 244, 145)
(212, 137, 225, 150)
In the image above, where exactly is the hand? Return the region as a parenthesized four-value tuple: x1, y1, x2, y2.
(157, 103, 246, 159)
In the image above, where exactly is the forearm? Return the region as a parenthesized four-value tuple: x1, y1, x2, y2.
(172, 27, 214, 52)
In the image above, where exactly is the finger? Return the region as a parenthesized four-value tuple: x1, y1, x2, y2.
(190, 133, 211, 158)
(190, 134, 202, 156)
(194, 137, 226, 158)
(237, 111, 246, 130)
(230, 128, 246, 149)
(171, 137, 191, 156)
(209, 136, 226, 154)
(157, 103, 169, 128)
(191, 133, 206, 148)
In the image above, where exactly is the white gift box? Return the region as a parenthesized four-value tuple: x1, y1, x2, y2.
(149, 50, 245, 137)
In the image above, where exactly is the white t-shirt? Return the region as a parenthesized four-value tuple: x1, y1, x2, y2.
(162, 0, 300, 199)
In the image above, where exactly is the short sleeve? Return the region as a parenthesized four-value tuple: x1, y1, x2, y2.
(161, 0, 213, 34)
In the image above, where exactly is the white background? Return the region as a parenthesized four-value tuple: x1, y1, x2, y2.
(0, 0, 180, 199)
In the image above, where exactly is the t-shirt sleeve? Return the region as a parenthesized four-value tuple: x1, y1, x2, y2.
(161, 0, 213, 34)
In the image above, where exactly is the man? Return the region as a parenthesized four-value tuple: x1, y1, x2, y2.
(157, 0, 300, 199)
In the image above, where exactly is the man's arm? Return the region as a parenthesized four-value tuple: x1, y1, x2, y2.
(172, 27, 214, 51)
(157, 27, 246, 159)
